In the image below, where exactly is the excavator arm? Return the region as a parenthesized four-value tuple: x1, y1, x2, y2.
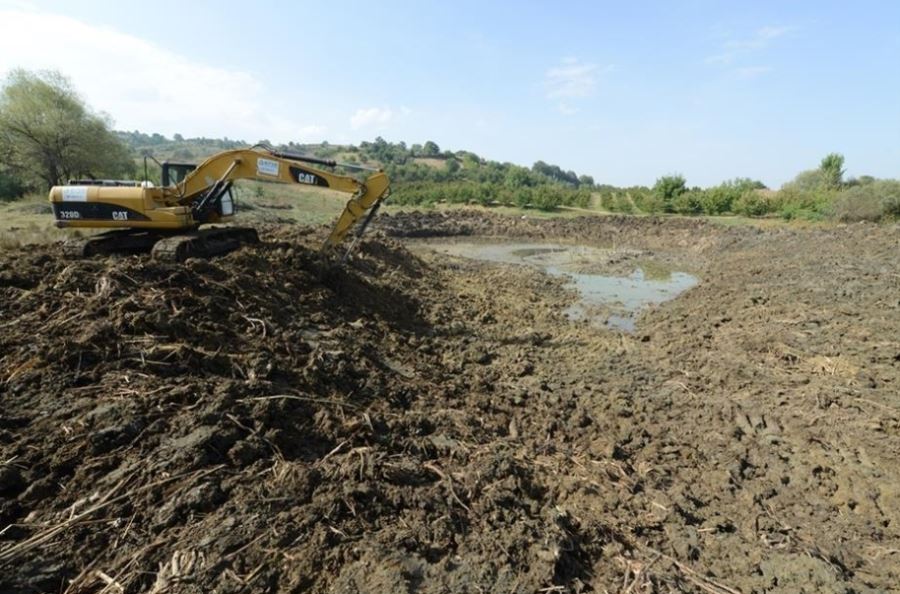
(176, 148, 390, 249)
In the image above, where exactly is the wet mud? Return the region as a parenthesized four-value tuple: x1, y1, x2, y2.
(412, 241, 697, 331)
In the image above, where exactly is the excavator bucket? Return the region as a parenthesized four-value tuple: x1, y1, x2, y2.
(322, 172, 391, 251)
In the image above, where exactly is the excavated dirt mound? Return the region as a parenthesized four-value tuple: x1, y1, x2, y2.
(1, 214, 899, 593)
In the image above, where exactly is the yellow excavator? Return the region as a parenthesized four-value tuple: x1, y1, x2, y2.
(48, 146, 390, 261)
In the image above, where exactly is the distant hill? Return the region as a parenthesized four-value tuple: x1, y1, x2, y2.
(116, 131, 247, 162)
(116, 131, 596, 210)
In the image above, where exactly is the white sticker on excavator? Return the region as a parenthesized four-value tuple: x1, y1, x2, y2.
(257, 158, 279, 177)
(62, 187, 88, 201)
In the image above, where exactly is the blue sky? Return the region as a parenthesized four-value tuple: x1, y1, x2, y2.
(1, 0, 898, 186)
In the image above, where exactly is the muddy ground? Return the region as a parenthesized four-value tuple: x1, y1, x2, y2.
(1, 212, 898, 593)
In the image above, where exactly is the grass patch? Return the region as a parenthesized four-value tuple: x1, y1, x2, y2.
(0, 193, 82, 249)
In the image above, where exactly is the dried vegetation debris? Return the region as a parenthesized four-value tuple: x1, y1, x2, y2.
(1, 215, 899, 593)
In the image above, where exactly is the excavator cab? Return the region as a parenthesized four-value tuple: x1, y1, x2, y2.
(161, 161, 196, 187)
(161, 160, 235, 217)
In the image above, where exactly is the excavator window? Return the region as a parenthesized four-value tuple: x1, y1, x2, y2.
(161, 162, 197, 187)
(220, 189, 234, 216)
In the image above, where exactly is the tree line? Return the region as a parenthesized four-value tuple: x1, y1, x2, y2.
(598, 153, 899, 222)
(346, 138, 594, 210)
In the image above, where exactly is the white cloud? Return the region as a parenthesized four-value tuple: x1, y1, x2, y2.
(0, 0, 36, 9)
(544, 57, 614, 115)
(350, 107, 393, 130)
(544, 57, 599, 99)
(557, 102, 579, 116)
(757, 25, 793, 41)
(0, 9, 324, 142)
(725, 25, 793, 50)
(299, 124, 327, 136)
(705, 25, 794, 80)
(735, 66, 773, 79)
(704, 53, 733, 65)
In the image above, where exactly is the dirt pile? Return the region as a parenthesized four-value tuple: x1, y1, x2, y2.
(0, 225, 612, 593)
(1, 214, 899, 593)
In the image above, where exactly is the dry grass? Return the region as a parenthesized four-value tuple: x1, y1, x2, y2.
(412, 157, 447, 169)
(0, 194, 82, 249)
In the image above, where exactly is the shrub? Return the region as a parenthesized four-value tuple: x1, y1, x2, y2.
(633, 189, 665, 213)
(613, 193, 635, 213)
(777, 186, 834, 220)
(515, 187, 532, 208)
(0, 170, 26, 200)
(599, 190, 635, 213)
(531, 186, 559, 211)
(670, 190, 703, 214)
(884, 191, 900, 218)
(780, 203, 825, 221)
(829, 180, 900, 221)
(830, 187, 885, 222)
(733, 190, 780, 217)
(869, 180, 900, 218)
(696, 178, 766, 215)
(599, 190, 625, 212)
(699, 186, 732, 215)
(783, 169, 827, 193)
(571, 188, 591, 208)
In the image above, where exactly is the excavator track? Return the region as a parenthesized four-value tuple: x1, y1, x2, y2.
(62, 227, 259, 262)
(62, 230, 165, 258)
(150, 227, 259, 262)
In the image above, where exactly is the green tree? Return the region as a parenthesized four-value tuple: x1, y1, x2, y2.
(0, 169, 25, 200)
(0, 69, 133, 188)
(652, 174, 687, 212)
(504, 167, 532, 188)
(783, 169, 826, 192)
(819, 152, 845, 189)
(422, 140, 441, 156)
(736, 189, 782, 217)
(671, 190, 703, 214)
(0, 140, 25, 199)
(696, 178, 765, 215)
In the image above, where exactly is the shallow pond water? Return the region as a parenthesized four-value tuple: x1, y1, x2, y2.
(420, 242, 698, 331)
